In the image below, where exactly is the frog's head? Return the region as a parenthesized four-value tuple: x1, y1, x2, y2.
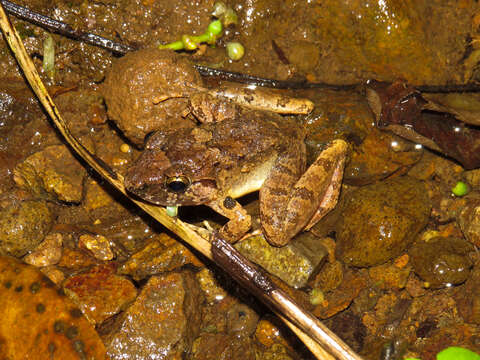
(124, 130, 220, 206)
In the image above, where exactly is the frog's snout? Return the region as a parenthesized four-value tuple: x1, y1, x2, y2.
(165, 175, 191, 193)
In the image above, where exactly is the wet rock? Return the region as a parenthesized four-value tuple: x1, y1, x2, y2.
(118, 233, 203, 281)
(457, 192, 480, 247)
(196, 268, 228, 304)
(255, 316, 295, 350)
(454, 264, 480, 324)
(91, 123, 134, 172)
(235, 232, 327, 288)
(0, 256, 106, 359)
(104, 271, 202, 359)
(191, 333, 256, 360)
(260, 344, 294, 360)
(55, 90, 108, 132)
(13, 145, 86, 203)
(465, 168, 480, 188)
(64, 264, 137, 325)
(40, 265, 65, 286)
(368, 261, 411, 290)
(336, 176, 431, 267)
(324, 312, 367, 353)
(313, 269, 368, 319)
(310, 260, 344, 292)
(0, 199, 53, 257)
(78, 233, 114, 261)
(85, 215, 153, 256)
(58, 248, 98, 270)
(226, 302, 259, 336)
(405, 274, 428, 298)
(409, 237, 473, 288)
(102, 48, 199, 145)
(344, 128, 422, 186)
(24, 232, 63, 266)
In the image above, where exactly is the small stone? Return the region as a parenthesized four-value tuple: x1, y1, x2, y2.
(192, 332, 256, 360)
(312, 269, 367, 319)
(24, 233, 63, 267)
(0, 200, 53, 257)
(118, 233, 203, 281)
(104, 272, 202, 359)
(63, 264, 137, 325)
(235, 232, 328, 288)
(368, 261, 411, 289)
(120, 143, 131, 153)
(310, 260, 344, 292)
(57, 248, 97, 270)
(13, 145, 86, 203)
(78, 234, 114, 261)
(457, 193, 480, 246)
(40, 266, 65, 286)
(255, 316, 293, 350)
(409, 237, 473, 288)
(336, 176, 431, 267)
(196, 268, 228, 304)
(405, 274, 427, 298)
(226, 303, 259, 336)
(465, 168, 480, 187)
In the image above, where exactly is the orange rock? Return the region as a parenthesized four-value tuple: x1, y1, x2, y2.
(0, 256, 106, 359)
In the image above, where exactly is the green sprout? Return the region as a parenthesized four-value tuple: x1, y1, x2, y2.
(405, 346, 480, 360)
(452, 181, 469, 197)
(166, 206, 178, 217)
(43, 33, 55, 81)
(158, 20, 223, 51)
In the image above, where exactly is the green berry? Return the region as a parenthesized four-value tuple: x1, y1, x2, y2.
(452, 181, 469, 197)
(212, 2, 227, 17)
(222, 8, 238, 26)
(226, 42, 244, 60)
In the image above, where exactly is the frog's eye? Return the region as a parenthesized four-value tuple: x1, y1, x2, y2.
(165, 176, 191, 193)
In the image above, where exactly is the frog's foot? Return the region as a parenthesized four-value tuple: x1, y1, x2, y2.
(208, 196, 252, 243)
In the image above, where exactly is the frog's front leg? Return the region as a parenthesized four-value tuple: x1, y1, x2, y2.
(207, 196, 252, 243)
(260, 139, 348, 246)
(188, 92, 239, 124)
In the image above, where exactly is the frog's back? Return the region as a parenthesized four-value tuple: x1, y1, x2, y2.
(210, 110, 303, 156)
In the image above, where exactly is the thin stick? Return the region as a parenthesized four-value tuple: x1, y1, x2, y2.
(0, 4, 364, 360)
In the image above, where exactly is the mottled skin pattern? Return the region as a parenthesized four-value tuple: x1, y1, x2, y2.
(124, 110, 347, 246)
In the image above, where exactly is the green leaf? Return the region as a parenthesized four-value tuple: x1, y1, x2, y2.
(437, 347, 480, 360)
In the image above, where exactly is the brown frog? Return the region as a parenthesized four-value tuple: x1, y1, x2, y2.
(124, 110, 347, 246)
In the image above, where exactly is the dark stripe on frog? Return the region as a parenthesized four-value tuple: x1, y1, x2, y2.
(271, 163, 298, 178)
(264, 187, 289, 197)
(292, 186, 315, 200)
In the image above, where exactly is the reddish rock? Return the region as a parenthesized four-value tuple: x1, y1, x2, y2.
(104, 271, 203, 359)
(64, 264, 137, 325)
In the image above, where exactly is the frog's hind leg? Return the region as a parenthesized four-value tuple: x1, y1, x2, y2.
(304, 141, 347, 230)
(260, 139, 347, 246)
